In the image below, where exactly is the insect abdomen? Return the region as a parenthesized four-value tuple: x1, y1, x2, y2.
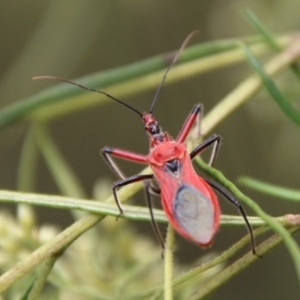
(173, 184, 218, 246)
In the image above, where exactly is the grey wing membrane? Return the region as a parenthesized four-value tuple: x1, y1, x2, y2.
(173, 184, 215, 245)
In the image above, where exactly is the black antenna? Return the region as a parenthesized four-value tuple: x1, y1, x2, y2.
(32, 76, 143, 118)
(149, 30, 199, 114)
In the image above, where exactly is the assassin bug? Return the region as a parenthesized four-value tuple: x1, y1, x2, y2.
(34, 32, 258, 255)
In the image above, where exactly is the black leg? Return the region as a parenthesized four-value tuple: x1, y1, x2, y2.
(194, 103, 203, 140)
(113, 174, 154, 214)
(147, 182, 161, 195)
(190, 134, 221, 167)
(144, 181, 165, 251)
(205, 178, 261, 258)
(101, 147, 127, 180)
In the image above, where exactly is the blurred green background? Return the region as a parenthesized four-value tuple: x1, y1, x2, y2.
(0, 0, 300, 299)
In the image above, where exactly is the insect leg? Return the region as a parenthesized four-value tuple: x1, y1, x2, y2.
(144, 181, 165, 251)
(176, 103, 203, 143)
(113, 174, 154, 215)
(190, 134, 222, 167)
(204, 178, 260, 257)
(101, 147, 148, 180)
(147, 182, 161, 195)
(114, 174, 165, 250)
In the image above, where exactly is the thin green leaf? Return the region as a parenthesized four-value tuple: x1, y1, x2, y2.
(129, 224, 300, 300)
(242, 7, 300, 80)
(189, 226, 300, 299)
(195, 157, 300, 283)
(242, 8, 280, 50)
(34, 124, 86, 199)
(239, 176, 300, 202)
(0, 189, 269, 226)
(130, 226, 266, 300)
(242, 42, 300, 127)
(20, 256, 58, 300)
(0, 34, 292, 128)
(196, 34, 300, 137)
(17, 126, 38, 191)
(0, 186, 268, 295)
(0, 213, 103, 293)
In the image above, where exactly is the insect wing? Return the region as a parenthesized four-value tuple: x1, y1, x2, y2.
(173, 184, 217, 246)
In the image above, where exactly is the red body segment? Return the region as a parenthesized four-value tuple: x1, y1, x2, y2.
(149, 141, 220, 247)
(99, 104, 227, 249)
(100, 103, 256, 255)
(35, 32, 257, 255)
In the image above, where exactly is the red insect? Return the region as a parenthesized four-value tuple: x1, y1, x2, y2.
(34, 32, 257, 255)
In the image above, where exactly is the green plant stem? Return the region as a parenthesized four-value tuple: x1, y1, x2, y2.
(242, 42, 300, 127)
(242, 8, 282, 51)
(133, 225, 300, 300)
(115, 253, 161, 298)
(199, 33, 300, 136)
(239, 177, 300, 202)
(5, 185, 298, 295)
(0, 186, 298, 294)
(0, 168, 148, 293)
(16, 125, 38, 236)
(189, 226, 300, 299)
(0, 213, 103, 293)
(1, 189, 294, 226)
(28, 42, 275, 123)
(0, 34, 292, 128)
(172, 227, 266, 289)
(33, 124, 86, 198)
(21, 255, 58, 300)
(17, 126, 38, 191)
(129, 226, 266, 299)
(242, 8, 300, 80)
(0, 187, 294, 224)
(164, 224, 175, 300)
(196, 158, 300, 283)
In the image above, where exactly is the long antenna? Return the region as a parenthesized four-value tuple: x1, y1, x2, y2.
(32, 76, 143, 118)
(149, 30, 199, 114)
